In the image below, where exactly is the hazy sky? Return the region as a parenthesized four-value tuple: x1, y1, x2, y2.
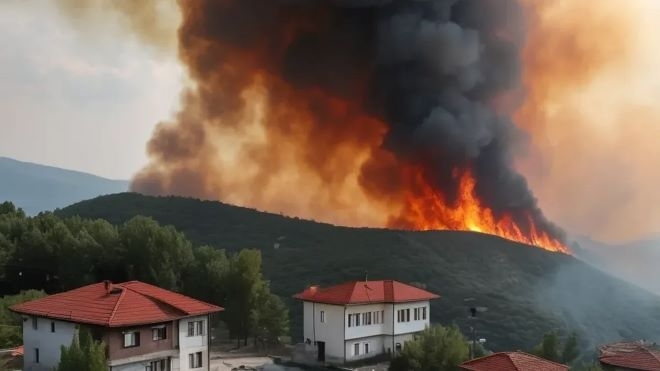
(0, 1, 182, 180)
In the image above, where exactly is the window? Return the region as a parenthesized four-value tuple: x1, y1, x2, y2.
(373, 311, 379, 324)
(32, 317, 38, 330)
(51, 321, 55, 333)
(362, 312, 372, 325)
(320, 310, 325, 323)
(422, 307, 427, 320)
(355, 313, 360, 326)
(397, 309, 410, 323)
(146, 360, 167, 371)
(189, 352, 203, 368)
(152, 326, 167, 341)
(347, 313, 352, 327)
(395, 343, 402, 352)
(353, 343, 360, 356)
(123, 331, 140, 348)
(35, 348, 39, 363)
(367, 312, 372, 325)
(364, 342, 369, 354)
(188, 320, 204, 336)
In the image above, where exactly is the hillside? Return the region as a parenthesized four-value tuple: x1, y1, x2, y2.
(0, 157, 128, 214)
(58, 193, 660, 353)
(574, 236, 660, 297)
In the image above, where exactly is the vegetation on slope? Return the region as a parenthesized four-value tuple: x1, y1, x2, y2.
(0, 202, 288, 347)
(57, 193, 660, 353)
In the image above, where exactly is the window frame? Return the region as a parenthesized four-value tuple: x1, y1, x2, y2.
(320, 310, 325, 323)
(51, 321, 55, 333)
(123, 330, 140, 348)
(152, 326, 167, 341)
(189, 351, 203, 368)
(32, 317, 38, 330)
(35, 348, 39, 363)
(364, 342, 369, 354)
(353, 342, 360, 356)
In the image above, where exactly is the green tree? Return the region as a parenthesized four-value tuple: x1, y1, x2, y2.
(224, 249, 263, 346)
(532, 331, 580, 365)
(562, 332, 579, 364)
(389, 325, 469, 371)
(250, 282, 289, 347)
(0, 290, 46, 347)
(56, 327, 106, 371)
(572, 362, 604, 371)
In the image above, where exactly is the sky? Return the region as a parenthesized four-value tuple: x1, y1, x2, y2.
(0, 1, 182, 180)
(2, 0, 660, 242)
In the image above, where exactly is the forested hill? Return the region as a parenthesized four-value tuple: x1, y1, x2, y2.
(58, 193, 660, 353)
(0, 157, 128, 215)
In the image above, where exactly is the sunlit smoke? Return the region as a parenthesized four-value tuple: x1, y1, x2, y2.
(516, 0, 660, 243)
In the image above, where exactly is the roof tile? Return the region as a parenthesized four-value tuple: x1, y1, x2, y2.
(460, 352, 569, 371)
(293, 280, 439, 305)
(10, 281, 222, 327)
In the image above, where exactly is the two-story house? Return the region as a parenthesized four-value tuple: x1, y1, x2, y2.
(293, 279, 439, 364)
(11, 280, 222, 371)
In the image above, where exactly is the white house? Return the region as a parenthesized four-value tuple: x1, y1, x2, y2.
(293, 279, 439, 364)
(11, 280, 222, 371)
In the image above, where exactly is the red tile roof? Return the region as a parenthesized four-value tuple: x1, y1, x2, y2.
(460, 352, 569, 371)
(599, 341, 660, 371)
(293, 280, 439, 305)
(10, 281, 223, 327)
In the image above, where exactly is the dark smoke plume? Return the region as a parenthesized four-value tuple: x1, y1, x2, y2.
(132, 0, 565, 247)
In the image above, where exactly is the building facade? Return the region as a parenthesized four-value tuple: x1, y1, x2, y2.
(294, 280, 439, 364)
(11, 281, 222, 371)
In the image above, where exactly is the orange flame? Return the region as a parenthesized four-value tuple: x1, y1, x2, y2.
(390, 167, 570, 253)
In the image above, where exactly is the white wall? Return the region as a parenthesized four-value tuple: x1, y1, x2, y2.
(345, 303, 386, 340)
(344, 335, 385, 362)
(393, 301, 430, 335)
(178, 316, 209, 371)
(303, 302, 345, 363)
(22, 316, 76, 371)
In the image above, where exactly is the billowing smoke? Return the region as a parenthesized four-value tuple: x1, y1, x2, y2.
(128, 0, 566, 251)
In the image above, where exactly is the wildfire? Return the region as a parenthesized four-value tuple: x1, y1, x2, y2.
(390, 167, 570, 253)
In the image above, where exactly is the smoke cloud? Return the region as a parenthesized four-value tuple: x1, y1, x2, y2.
(516, 0, 660, 243)
(125, 0, 565, 249)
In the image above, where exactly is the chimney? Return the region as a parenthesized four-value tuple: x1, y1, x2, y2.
(103, 280, 112, 293)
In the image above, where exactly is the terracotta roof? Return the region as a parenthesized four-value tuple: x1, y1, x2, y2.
(10, 345, 23, 357)
(599, 341, 660, 371)
(293, 280, 439, 305)
(460, 352, 569, 371)
(10, 281, 223, 327)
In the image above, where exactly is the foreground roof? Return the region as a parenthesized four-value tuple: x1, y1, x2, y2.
(10, 281, 223, 327)
(460, 352, 569, 371)
(599, 341, 660, 371)
(293, 280, 439, 305)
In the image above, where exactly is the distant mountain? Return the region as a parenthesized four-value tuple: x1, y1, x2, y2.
(573, 235, 660, 296)
(0, 157, 128, 214)
(58, 193, 660, 355)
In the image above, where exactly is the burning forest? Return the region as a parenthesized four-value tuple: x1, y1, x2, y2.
(127, 0, 569, 253)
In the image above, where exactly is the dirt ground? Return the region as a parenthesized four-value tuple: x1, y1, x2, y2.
(210, 356, 274, 371)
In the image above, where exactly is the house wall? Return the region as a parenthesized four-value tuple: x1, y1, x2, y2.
(345, 303, 387, 340)
(105, 321, 176, 361)
(178, 315, 210, 371)
(393, 301, 430, 335)
(303, 302, 345, 363)
(344, 335, 385, 362)
(22, 316, 77, 371)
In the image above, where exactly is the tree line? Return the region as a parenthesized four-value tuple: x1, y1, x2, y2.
(0, 201, 288, 347)
(389, 325, 604, 371)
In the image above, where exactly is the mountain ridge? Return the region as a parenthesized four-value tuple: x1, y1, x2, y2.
(0, 156, 128, 214)
(57, 193, 660, 355)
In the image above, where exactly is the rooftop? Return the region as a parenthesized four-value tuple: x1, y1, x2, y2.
(460, 351, 569, 371)
(598, 341, 660, 371)
(293, 280, 439, 305)
(10, 280, 223, 327)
